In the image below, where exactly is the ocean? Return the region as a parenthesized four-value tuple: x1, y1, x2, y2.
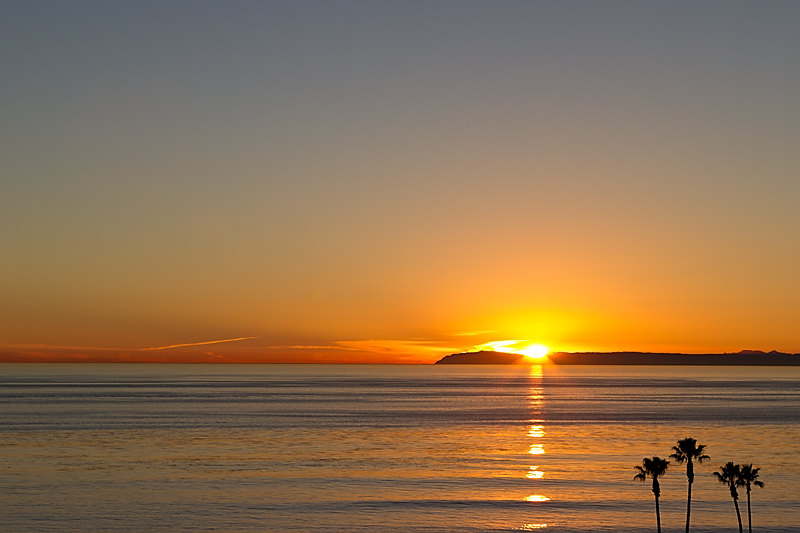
(1, 364, 798, 532)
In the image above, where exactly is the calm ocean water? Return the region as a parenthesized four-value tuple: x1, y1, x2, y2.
(1, 364, 798, 532)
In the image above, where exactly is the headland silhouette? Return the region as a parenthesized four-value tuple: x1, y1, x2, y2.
(436, 349, 800, 365)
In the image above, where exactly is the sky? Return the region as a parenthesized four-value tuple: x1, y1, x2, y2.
(2, 1, 800, 363)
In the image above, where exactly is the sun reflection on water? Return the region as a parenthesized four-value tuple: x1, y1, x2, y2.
(528, 365, 545, 455)
(528, 425, 545, 438)
(526, 466, 543, 479)
(524, 495, 551, 502)
(528, 443, 545, 455)
(519, 524, 548, 530)
(524, 365, 549, 502)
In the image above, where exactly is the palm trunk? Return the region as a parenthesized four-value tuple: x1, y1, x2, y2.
(746, 488, 752, 533)
(655, 494, 662, 533)
(653, 478, 662, 533)
(685, 459, 694, 533)
(733, 497, 743, 533)
(685, 479, 692, 533)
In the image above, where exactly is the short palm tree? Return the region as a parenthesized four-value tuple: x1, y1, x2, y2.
(714, 462, 743, 533)
(634, 456, 670, 533)
(670, 437, 710, 532)
(736, 464, 764, 533)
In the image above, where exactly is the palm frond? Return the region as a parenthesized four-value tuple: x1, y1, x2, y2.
(635, 456, 669, 480)
(714, 461, 741, 485)
(736, 464, 764, 489)
(671, 437, 709, 463)
(669, 447, 686, 463)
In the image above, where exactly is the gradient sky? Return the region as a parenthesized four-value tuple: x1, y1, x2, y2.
(2, 1, 800, 363)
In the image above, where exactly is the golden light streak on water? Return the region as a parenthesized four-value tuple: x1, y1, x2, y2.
(524, 495, 550, 502)
(525, 364, 547, 514)
(525, 466, 544, 479)
(526, 467, 544, 479)
(528, 425, 545, 438)
(528, 443, 544, 455)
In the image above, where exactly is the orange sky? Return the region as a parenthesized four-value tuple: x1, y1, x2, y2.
(2, 3, 800, 363)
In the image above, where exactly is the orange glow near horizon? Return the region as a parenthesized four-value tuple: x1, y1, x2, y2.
(3, 303, 799, 364)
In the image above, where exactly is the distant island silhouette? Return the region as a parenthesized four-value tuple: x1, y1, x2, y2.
(435, 350, 800, 365)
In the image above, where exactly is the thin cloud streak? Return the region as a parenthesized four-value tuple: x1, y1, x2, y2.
(140, 337, 260, 351)
(0, 337, 260, 352)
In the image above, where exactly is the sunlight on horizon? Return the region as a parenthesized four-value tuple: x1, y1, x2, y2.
(472, 340, 550, 359)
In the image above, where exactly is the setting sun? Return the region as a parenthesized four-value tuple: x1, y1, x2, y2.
(519, 344, 550, 359)
(473, 340, 550, 360)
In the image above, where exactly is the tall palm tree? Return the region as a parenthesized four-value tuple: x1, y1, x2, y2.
(736, 464, 764, 533)
(714, 462, 743, 533)
(634, 456, 670, 533)
(670, 437, 710, 532)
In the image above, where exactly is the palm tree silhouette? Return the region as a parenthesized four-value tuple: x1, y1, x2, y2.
(634, 456, 670, 533)
(714, 462, 743, 533)
(670, 437, 710, 532)
(736, 464, 764, 533)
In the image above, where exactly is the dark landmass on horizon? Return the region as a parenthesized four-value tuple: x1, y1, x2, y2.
(435, 350, 800, 365)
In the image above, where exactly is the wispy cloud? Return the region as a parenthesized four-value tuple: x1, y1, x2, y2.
(0, 337, 466, 363)
(0, 337, 260, 352)
(140, 337, 259, 351)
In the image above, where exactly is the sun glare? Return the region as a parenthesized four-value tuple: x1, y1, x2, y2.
(473, 340, 550, 360)
(519, 344, 550, 359)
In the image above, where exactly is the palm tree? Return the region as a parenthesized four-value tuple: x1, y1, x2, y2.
(714, 462, 743, 533)
(634, 456, 670, 533)
(670, 437, 710, 532)
(736, 464, 764, 533)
